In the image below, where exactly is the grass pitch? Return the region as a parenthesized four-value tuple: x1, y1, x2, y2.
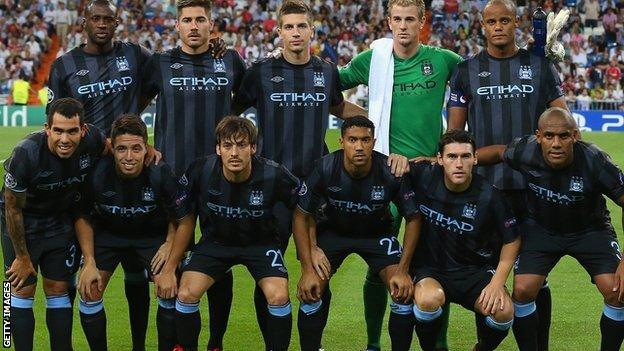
(0, 126, 622, 350)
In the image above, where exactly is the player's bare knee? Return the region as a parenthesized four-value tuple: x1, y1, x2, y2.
(266, 288, 290, 306)
(492, 303, 514, 322)
(42, 279, 68, 296)
(177, 286, 200, 304)
(512, 281, 540, 302)
(416, 289, 445, 311)
(12, 284, 36, 298)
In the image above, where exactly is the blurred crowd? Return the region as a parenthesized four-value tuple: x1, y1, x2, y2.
(1, 0, 623, 109)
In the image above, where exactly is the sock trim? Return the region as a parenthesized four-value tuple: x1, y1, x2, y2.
(390, 302, 413, 315)
(413, 305, 442, 322)
(45, 294, 71, 309)
(175, 299, 199, 314)
(268, 302, 292, 317)
(124, 270, 148, 283)
(513, 301, 536, 318)
(299, 300, 322, 315)
(603, 304, 624, 321)
(10, 295, 34, 309)
(79, 299, 103, 315)
(157, 298, 175, 310)
(485, 315, 513, 330)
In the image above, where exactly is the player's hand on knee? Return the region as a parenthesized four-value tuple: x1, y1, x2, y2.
(78, 260, 102, 301)
(310, 245, 331, 280)
(145, 145, 162, 166)
(613, 261, 624, 303)
(297, 270, 322, 303)
(155, 271, 178, 299)
(151, 241, 172, 275)
(389, 271, 413, 303)
(478, 282, 507, 315)
(388, 153, 409, 177)
(6, 256, 36, 291)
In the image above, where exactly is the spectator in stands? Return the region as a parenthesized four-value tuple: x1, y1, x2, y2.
(583, 0, 600, 28)
(577, 88, 593, 110)
(53, 1, 71, 47)
(591, 82, 606, 101)
(606, 58, 622, 85)
(10, 72, 31, 105)
(571, 43, 588, 67)
(602, 7, 618, 44)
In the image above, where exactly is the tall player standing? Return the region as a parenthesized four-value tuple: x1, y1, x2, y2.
(338, 1, 462, 348)
(447, 1, 568, 349)
(141, 0, 246, 349)
(47, 2, 155, 349)
(1, 98, 106, 351)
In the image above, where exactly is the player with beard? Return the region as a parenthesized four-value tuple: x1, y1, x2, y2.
(1, 98, 106, 351)
(141, 1, 247, 349)
(477, 107, 624, 350)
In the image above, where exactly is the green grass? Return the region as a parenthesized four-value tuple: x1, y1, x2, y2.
(0, 127, 622, 350)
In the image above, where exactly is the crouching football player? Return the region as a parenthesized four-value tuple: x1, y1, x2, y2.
(407, 130, 520, 351)
(478, 107, 624, 351)
(75, 114, 186, 351)
(157, 116, 300, 351)
(294, 116, 420, 351)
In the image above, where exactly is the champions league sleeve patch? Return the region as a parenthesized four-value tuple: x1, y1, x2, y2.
(298, 181, 308, 196)
(4, 172, 18, 190)
(504, 217, 518, 228)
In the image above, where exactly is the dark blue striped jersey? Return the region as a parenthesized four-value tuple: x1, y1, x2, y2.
(448, 49, 564, 190)
(180, 154, 300, 246)
(143, 48, 246, 175)
(503, 136, 624, 235)
(48, 42, 151, 135)
(79, 157, 187, 246)
(1, 125, 105, 238)
(298, 150, 418, 237)
(235, 56, 344, 178)
(408, 163, 520, 271)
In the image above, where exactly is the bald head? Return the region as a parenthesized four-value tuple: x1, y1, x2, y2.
(85, 0, 116, 16)
(483, 0, 517, 16)
(537, 107, 577, 131)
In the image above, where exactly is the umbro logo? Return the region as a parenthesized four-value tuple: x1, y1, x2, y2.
(76, 70, 89, 76)
(37, 170, 54, 177)
(328, 186, 341, 193)
(170, 63, 184, 69)
(208, 189, 222, 195)
(478, 71, 491, 78)
(271, 75, 284, 83)
(102, 191, 116, 197)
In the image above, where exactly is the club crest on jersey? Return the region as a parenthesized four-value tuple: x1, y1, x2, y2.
(313, 72, 325, 87)
(116, 56, 130, 72)
(142, 187, 155, 201)
(478, 71, 491, 78)
(462, 203, 477, 219)
(421, 60, 433, 76)
(213, 59, 226, 73)
(179, 174, 188, 186)
(76, 69, 89, 76)
(4, 173, 17, 190)
(371, 186, 385, 201)
(79, 155, 91, 170)
(249, 190, 264, 205)
(271, 75, 284, 83)
(47, 87, 55, 102)
(518, 66, 532, 80)
(170, 63, 183, 69)
(569, 176, 584, 192)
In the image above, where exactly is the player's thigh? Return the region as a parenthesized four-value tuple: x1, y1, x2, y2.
(514, 221, 564, 279)
(2, 233, 41, 290)
(120, 250, 147, 275)
(316, 231, 353, 274)
(178, 271, 215, 303)
(568, 230, 621, 279)
(40, 234, 80, 285)
(242, 245, 289, 283)
(358, 234, 402, 278)
(593, 273, 624, 306)
(413, 274, 446, 310)
(134, 244, 162, 277)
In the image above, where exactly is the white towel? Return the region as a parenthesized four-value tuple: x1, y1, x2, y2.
(368, 38, 394, 155)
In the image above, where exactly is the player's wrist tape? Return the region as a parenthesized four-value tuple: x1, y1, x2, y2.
(390, 302, 413, 315)
(299, 300, 322, 315)
(79, 299, 103, 314)
(268, 302, 292, 317)
(513, 301, 536, 318)
(10, 295, 34, 309)
(157, 298, 175, 309)
(413, 305, 443, 322)
(485, 316, 513, 330)
(603, 304, 624, 321)
(46, 294, 71, 309)
(175, 299, 199, 314)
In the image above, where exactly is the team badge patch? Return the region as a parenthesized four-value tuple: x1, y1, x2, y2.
(518, 66, 532, 79)
(142, 187, 155, 201)
(179, 174, 188, 186)
(116, 56, 130, 72)
(313, 72, 325, 87)
(569, 176, 584, 192)
(371, 186, 385, 201)
(249, 190, 264, 205)
(47, 87, 55, 102)
(298, 182, 308, 196)
(421, 60, 433, 76)
(462, 203, 477, 219)
(213, 59, 226, 73)
(79, 155, 91, 170)
(4, 173, 17, 190)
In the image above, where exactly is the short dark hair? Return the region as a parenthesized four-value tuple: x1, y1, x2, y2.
(85, 0, 116, 16)
(215, 116, 258, 145)
(176, 0, 211, 18)
(438, 129, 476, 154)
(110, 114, 148, 144)
(340, 116, 375, 136)
(278, 0, 313, 27)
(46, 98, 85, 125)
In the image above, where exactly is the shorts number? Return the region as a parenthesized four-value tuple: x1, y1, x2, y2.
(379, 236, 401, 256)
(266, 249, 285, 267)
(612, 241, 622, 260)
(65, 244, 76, 268)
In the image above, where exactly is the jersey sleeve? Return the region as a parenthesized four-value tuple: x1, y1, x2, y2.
(141, 54, 160, 101)
(329, 63, 344, 107)
(3, 145, 33, 193)
(158, 162, 190, 221)
(593, 148, 624, 203)
(542, 61, 565, 104)
(231, 50, 247, 94)
(83, 124, 107, 156)
(46, 58, 68, 109)
(502, 136, 529, 171)
(177, 159, 201, 215)
(442, 48, 463, 73)
(492, 189, 520, 244)
(392, 176, 418, 218)
(297, 160, 325, 214)
(75, 172, 96, 220)
(276, 165, 301, 210)
(448, 65, 469, 108)
(233, 62, 259, 108)
(338, 49, 371, 90)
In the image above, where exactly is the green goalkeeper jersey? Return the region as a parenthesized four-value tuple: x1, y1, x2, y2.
(340, 44, 462, 158)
